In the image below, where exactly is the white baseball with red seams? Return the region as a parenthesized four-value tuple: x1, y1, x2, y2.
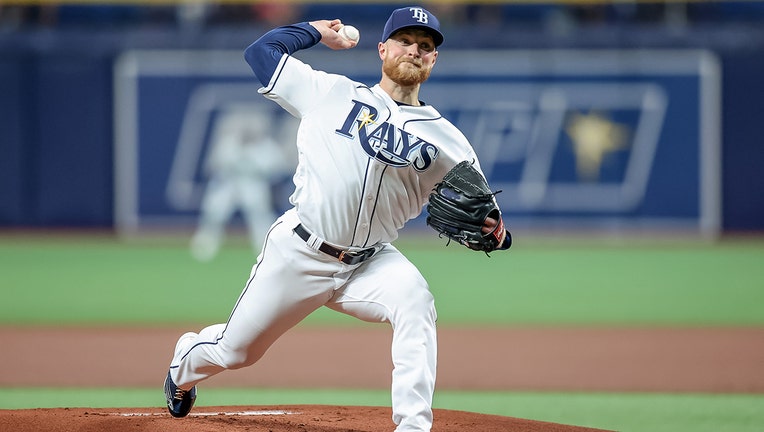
(338, 24, 360, 42)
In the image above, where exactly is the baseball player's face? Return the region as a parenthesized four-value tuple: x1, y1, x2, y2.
(380, 29, 438, 87)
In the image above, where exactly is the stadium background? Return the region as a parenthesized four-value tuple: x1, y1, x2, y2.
(1, 1, 764, 431)
(1, 0, 764, 230)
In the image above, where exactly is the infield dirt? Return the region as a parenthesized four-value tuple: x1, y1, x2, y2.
(2, 326, 763, 431)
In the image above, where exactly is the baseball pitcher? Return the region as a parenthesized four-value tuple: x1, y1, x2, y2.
(164, 6, 512, 431)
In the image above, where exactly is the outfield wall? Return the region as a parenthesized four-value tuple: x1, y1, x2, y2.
(1, 23, 763, 232)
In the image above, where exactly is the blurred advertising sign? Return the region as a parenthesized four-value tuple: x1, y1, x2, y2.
(115, 49, 719, 236)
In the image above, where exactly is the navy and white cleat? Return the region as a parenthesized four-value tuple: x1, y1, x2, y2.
(164, 371, 196, 418)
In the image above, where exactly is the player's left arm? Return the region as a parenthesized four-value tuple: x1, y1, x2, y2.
(482, 216, 512, 250)
(469, 153, 512, 250)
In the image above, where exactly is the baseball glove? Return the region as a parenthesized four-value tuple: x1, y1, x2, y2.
(426, 160, 508, 253)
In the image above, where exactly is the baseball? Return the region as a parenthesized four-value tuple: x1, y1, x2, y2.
(338, 25, 360, 43)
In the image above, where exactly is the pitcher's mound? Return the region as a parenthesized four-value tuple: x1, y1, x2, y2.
(0, 405, 612, 432)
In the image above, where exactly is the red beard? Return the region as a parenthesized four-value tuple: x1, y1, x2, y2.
(383, 57, 431, 87)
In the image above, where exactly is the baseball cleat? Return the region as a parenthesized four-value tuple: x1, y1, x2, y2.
(164, 371, 197, 418)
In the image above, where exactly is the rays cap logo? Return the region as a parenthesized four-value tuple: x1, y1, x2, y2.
(381, 6, 444, 47)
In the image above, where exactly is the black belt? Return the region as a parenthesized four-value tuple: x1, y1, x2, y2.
(293, 224, 376, 265)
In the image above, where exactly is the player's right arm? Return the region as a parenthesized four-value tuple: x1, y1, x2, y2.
(244, 20, 355, 87)
(244, 23, 322, 87)
(244, 21, 357, 119)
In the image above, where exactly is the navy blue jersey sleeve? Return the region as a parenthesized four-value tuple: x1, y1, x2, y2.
(244, 22, 322, 86)
(499, 229, 512, 250)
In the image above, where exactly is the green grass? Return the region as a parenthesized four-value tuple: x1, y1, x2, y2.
(1, 233, 763, 432)
(1, 388, 763, 432)
(1, 234, 763, 326)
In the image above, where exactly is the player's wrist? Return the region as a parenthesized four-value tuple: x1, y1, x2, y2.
(487, 216, 511, 250)
(497, 229, 512, 250)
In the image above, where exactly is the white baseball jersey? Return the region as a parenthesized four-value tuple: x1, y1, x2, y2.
(260, 54, 480, 248)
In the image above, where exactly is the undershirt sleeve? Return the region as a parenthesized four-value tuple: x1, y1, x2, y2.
(244, 22, 322, 86)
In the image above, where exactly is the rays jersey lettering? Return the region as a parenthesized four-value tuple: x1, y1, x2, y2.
(335, 99, 439, 171)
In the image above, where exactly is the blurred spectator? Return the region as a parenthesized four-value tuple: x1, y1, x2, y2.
(422, 2, 470, 26)
(173, 2, 304, 30)
(568, 3, 610, 25)
(250, 2, 304, 26)
(0, 5, 58, 29)
(0, 5, 23, 30)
